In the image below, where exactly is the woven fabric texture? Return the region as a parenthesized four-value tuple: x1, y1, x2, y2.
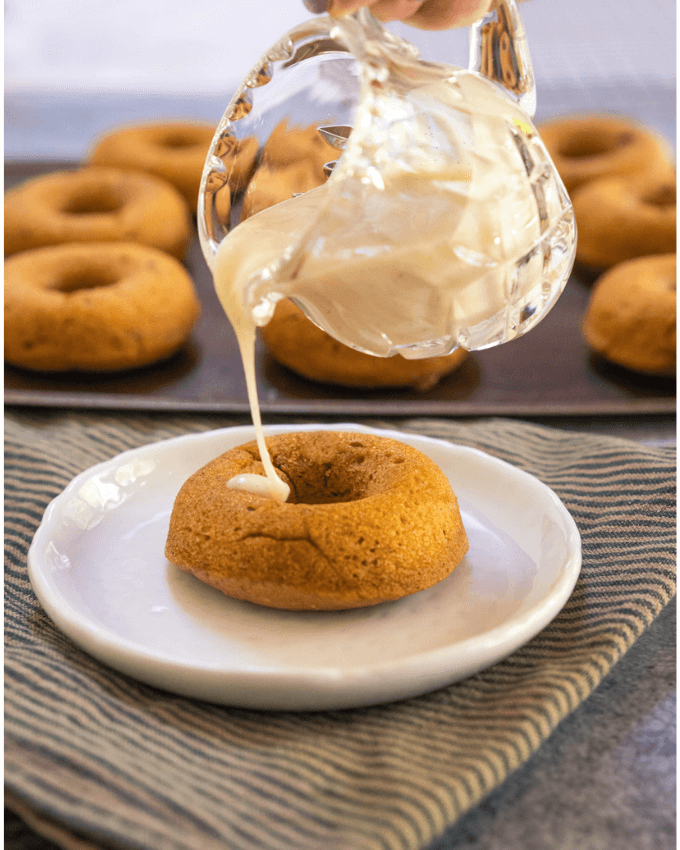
(5, 411, 676, 850)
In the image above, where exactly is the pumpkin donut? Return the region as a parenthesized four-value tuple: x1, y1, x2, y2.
(241, 121, 336, 219)
(582, 254, 676, 376)
(538, 114, 673, 193)
(259, 299, 468, 390)
(571, 171, 676, 270)
(4, 242, 200, 372)
(165, 430, 469, 610)
(88, 121, 217, 208)
(4, 166, 192, 260)
(261, 119, 335, 173)
(242, 162, 328, 220)
(211, 133, 259, 192)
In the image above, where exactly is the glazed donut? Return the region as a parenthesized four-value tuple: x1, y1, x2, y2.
(259, 299, 468, 390)
(4, 166, 192, 260)
(571, 171, 676, 270)
(582, 254, 676, 376)
(538, 114, 673, 193)
(165, 430, 469, 610)
(88, 121, 217, 208)
(4, 242, 200, 372)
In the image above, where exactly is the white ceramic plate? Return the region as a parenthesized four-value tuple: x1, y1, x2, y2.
(28, 424, 581, 711)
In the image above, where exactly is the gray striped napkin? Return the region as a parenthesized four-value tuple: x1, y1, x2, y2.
(5, 411, 676, 850)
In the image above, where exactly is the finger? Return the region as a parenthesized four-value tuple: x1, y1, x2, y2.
(313, 0, 525, 29)
(327, 0, 372, 14)
(326, 0, 426, 17)
(303, 0, 330, 11)
(403, 0, 494, 30)
(362, 0, 429, 23)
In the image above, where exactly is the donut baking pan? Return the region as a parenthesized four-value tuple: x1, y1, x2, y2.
(4, 160, 675, 417)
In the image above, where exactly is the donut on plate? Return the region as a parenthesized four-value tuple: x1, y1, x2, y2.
(571, 171, 676, 270)
(88, 121, 217, 208)
(260, 299, 468, 390)
(582, 254, 676, 376)
(4, 166, 192, 260)
(165, 430, 469, 610)
(4, 241, 200, 373)
(538, 114, 674, 193)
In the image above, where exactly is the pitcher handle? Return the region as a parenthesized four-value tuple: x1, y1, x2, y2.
(469, 0, 536, 117)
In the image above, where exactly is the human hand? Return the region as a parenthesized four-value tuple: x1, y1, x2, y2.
(303, 0, 495, 30)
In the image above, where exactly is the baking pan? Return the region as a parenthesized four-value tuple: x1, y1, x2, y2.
(4, 160, 675, 416)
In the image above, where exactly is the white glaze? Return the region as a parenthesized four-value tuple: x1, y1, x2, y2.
(214, 229, 290, 503)
(227, 472, 289, 500)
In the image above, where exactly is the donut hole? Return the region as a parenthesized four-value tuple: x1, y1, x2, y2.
(277, 449, 400, 506)
(61, 187, 125, 216)
(285, 463, 370, 505)
(52, 266, 120, 293)
(158, 132, 201, 150)
(641, 183, 676, 209)
(558, 131, 631, 160)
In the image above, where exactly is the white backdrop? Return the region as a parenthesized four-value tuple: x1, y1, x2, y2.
(4, 0, 676, 94)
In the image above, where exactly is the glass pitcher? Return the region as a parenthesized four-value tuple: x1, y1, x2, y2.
(198, 0, 576, 359)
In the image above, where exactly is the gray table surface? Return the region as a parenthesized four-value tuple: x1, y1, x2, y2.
(5, 85, 676, 850)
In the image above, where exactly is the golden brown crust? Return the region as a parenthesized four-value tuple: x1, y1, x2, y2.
(88, 121, 216, 208)
(261, 119, 335, 173)
(4, 241, 200, 372)
(538, 114, 674, 193)
(242, 162, 326, 219)
(582, 254, 676, 376)
(260, 299, 468, 390)
(4, 166, 192, 260)
(165, 430, 469, 610)
(571, 172, 676, 270)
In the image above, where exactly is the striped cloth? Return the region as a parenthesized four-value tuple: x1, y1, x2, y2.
(5, 410, 676, 850)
